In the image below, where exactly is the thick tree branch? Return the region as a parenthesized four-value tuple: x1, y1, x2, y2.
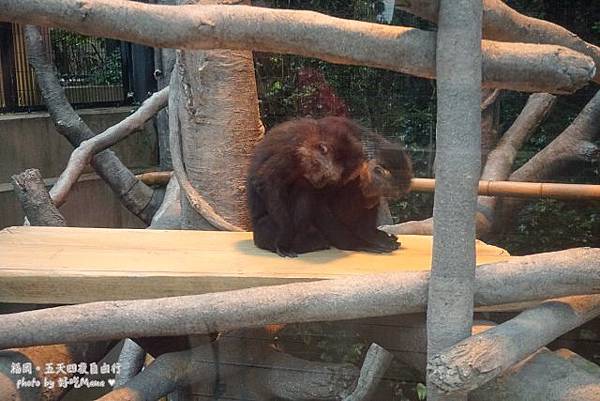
(23, 25, 160, 224)
(428, 295, 600, 394)
(98, 334, 361, 401)
(473, 348, 600, 401)
(0, 1, 593, 93)
(114, 339, 146, 387)
(0, 248, 598, 349)
(51, 87, 170, 208)
(511, 90, 600, 182)
(343, 344, 393, 401)
(11, 169, 66, 227)
(396, 0, 600, 83)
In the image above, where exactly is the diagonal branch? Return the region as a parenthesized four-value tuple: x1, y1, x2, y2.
(50, 87, 169, 208)
(23, 25, 161, 224)
(1, 1, 594, 93)
(428, 295, 600, 394)
(510, 90, 600, 183)
(396, 0, 600, 83)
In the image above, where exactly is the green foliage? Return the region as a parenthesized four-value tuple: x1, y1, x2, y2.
(492, 200, 600, 256)
(50, 29, 122, 86)
(416, 383, 427, 401)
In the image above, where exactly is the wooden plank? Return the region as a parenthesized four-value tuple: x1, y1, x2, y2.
(0, 226, 509, 303)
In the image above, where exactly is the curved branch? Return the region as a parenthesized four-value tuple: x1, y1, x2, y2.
(2, 1, 594, 93)
(168, 59, 243, 232)
(23, 25, 160, 224)
(0, 248, 598, 349)
(396, 0, 600, 83)
(50, 87, 169, 208)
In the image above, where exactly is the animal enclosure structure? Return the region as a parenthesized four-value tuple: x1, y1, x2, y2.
(0, 0, 599, 401)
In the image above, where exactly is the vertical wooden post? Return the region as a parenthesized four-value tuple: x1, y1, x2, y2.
(426, 1, 483, 400)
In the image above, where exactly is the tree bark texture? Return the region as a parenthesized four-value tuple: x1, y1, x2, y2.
(11, 169, 66, 227)
(471, 348, 600, 401)
(23, 24, 161, 225)
(396, 0, 600, 83)
(175, 0, 262, 230)
(0, 1, 594, 93)
(428, 295, 600, 394)
(358, 316, 600, 401)
(0, 248, 597, 349)
(427, 1, 482, 400)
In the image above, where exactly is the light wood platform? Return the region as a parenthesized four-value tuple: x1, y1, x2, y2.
(0, 226, 510, 304)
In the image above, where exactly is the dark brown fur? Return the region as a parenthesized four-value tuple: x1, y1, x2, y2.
(248, 116, 413, 256)
(247, 117, 366, 257)
(311, 136, 413, 253)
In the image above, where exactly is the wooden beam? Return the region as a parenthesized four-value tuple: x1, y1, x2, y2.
(0, 226, 509, 303)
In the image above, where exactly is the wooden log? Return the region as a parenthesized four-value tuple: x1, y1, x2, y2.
(0, 1, 595, 93)
(428, 295, 600, 394)
(10, 169, 66, 227)
(395, 0, 600, 83)
(471, 348, 600, 401)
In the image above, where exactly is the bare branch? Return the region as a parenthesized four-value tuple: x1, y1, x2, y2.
(477, 93, 557, 235)
(0, 248, 598, 349)
(480, 89, 501, 111)
(428, 295, 600, 394)
(98, 334, 359, 401)
(168, 60, 243, 232)
(396, 0, 600, 83)
(510, 90, 600, 182)
(343, 343, 393, 401)
(0, 1, 594, 93)
(50, 87, 169, 208)
(114, 339, 146, 387)
(11, 169, 66, 227)
(23, 25, 160, 224)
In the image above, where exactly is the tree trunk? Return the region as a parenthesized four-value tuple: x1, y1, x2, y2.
(176, 0, 262, 230)
(427, 1, 482, 401)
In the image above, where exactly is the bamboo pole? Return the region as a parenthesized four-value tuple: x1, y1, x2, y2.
(136, 171, 173, 186)
(136, 172, 600, 201)
(411, 178, 600, 200)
